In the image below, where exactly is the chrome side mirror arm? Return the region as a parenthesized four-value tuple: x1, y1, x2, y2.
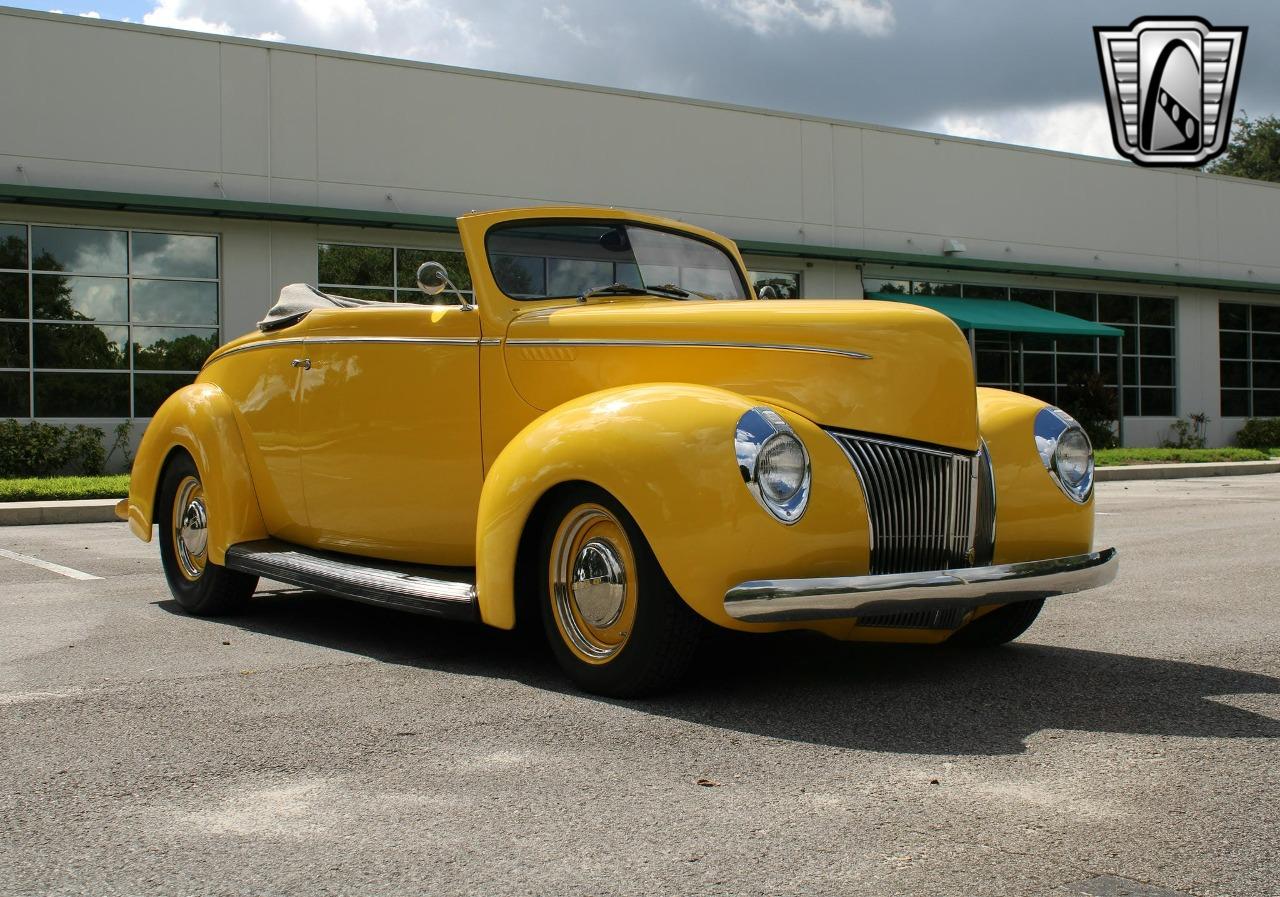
(416, 261, 475, 310)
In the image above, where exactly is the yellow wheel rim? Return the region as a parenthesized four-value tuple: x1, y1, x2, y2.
(549, 503, 638, 664)
(172, 475, 208, 582)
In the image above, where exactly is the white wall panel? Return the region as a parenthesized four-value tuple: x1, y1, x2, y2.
(221, 44, 270, 177)
(268, 51, 318, 183)
(0, 17, 220, 171)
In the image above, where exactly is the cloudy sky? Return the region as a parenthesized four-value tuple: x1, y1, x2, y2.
(18, 0, 1280, 159)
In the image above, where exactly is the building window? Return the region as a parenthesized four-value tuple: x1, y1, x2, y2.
(0, 222, 220, 419)
(318, 243, 472, 304)
(1220, 301, 1280, 417)
(749, 270, 801, 299)
(861, 277, 1176, 417)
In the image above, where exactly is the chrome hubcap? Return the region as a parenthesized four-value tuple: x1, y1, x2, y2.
(571, 538, 627, 628)
(173, 476, 208, 581)
(550, 504, 637, 663)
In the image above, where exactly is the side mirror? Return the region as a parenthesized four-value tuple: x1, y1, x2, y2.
(416, 261, 474, 309)
(416, 261, 450, 296)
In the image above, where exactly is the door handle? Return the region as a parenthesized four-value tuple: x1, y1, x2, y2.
(291, 357, 311, 370)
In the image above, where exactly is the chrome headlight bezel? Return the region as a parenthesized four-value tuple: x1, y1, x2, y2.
(734, 407, 812, 524)
(1034, 406, 1095, 503)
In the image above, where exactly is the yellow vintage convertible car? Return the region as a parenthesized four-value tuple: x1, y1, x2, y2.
(119, 206, 1117, 695)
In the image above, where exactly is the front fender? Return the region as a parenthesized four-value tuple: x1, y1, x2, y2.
(475, 383, 869, 633)
(977, 387, 1095, 563)
(125, 382, 268, 564)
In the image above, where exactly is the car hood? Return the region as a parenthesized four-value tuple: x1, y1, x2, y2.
(503, 299, 979, 450)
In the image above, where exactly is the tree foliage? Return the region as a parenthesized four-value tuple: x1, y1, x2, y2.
(1206, 112, 1280, 182)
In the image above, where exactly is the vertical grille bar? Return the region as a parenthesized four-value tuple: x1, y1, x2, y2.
(833, 432, 985, 575)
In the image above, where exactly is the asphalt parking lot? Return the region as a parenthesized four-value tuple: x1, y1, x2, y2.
(1, 476, 1278, 897)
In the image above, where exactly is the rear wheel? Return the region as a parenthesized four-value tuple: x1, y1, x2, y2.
(158, 452, 258, 616)
(948, 599, 1044, 647)
(538, 486, 702, 697)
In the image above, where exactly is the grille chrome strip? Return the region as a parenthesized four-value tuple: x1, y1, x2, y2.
(831, 431, 991, 576)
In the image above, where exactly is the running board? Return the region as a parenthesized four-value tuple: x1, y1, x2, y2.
(224, 539, 478, 622)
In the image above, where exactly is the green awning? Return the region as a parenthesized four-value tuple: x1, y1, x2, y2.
(867, 292, 1124, 338)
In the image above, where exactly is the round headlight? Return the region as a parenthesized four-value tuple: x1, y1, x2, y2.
(1055, 428, 1092, 488)
(734, 407, 812, 524)
(757, 434, 807, 503)
(1033, 407, 1094, 503)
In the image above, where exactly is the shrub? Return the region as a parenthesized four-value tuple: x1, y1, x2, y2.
(1161, 412, 1209, 449)
(107, 420, 135, 472)
(0, 419, 107, 477)
(1058, 372, 1119, 449)
(1235, 417, 1280, 450)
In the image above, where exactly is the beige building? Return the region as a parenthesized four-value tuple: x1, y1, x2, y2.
(2, 6, 1279, 447)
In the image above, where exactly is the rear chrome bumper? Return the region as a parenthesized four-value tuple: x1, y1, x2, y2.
(723, 548, 1118, 623)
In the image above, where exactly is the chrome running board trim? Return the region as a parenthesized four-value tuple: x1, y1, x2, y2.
(225, 539, 478, 621)
(723, 548, 1118, 623)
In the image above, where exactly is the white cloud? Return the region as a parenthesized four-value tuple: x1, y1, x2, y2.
(700, 0, 894, 36)
(925, 101, 1121, 160)
(140, 0, 492, 63)
(542, 5, 588, 44)
(78, 10, 102, 17)
(143, 1, 234, 35)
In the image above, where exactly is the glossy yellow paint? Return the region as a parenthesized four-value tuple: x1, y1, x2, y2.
(975, 386, 1094, 563)
(124, 381, 268, 564)
(476, 383, 870, 636)
(502, 299, 978, 451)
(125, 204, 1098, 647)
(292, 305, 482, 565)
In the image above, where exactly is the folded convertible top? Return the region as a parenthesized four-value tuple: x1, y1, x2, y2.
(257, 283, 395, 332)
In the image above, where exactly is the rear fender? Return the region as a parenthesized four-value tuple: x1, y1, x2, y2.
(125, 382, 268, 564)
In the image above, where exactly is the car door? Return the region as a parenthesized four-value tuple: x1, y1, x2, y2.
(295, 304, 483, 566)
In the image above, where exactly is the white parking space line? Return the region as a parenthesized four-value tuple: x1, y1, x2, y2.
(0, 547, 102, 581)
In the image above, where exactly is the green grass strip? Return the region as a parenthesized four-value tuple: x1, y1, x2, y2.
(1096, 447, 1271, 466)
(0, 474, 131, 502)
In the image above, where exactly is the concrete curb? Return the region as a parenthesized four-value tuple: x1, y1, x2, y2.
(0, 499, 123, 526)
(2, 462, 1277, 522)
(1097, 459, 1280, 481)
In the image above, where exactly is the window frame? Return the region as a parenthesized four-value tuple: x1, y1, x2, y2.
(0, 219, 222, 420)
(316, 240, 473, 306)
(482, 218, 752, 303)
(1219, 299, 1280, 418)
(861, 273, 1177, 417)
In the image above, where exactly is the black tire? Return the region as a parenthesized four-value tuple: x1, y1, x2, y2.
(947, 599, 1044, 647)
(158, 452, 258, 616)
(537, 485, 703, 697)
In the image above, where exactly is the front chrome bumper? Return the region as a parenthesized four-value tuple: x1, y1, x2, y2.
(723, 548, 1118, 623)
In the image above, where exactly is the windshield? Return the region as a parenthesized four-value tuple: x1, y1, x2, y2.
(485, 221, 749, 301)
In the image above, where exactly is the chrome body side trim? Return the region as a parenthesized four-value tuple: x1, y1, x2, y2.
(505, 338, 871, 361)
(723, 548, 1118, 623)
(225, 539, 479, 621)
(206, 335, 481, 366)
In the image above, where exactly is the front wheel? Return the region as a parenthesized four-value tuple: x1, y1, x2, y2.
(947, 599, 1044, 647)
(158, 452, 258, 616)
(538, 486, 703, 697)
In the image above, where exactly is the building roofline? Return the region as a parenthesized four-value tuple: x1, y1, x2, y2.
(4, 182, 1278, 295)
(0, 4, 1276, 192)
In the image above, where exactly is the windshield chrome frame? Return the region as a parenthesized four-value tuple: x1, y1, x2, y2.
(482, 218, 753, 303)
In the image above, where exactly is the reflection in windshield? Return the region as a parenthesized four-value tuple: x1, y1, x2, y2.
(486, 221, 747, 301)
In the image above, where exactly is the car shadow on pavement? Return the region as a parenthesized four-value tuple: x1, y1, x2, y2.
(157, 589, 1280, 757)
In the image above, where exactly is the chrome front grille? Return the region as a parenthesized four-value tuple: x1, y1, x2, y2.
(832, 432, 992, 576)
